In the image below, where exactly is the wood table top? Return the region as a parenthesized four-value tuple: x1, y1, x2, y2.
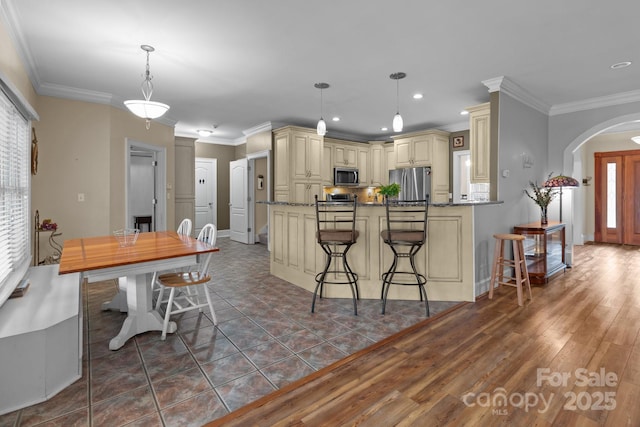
(59, 231, 219, 275)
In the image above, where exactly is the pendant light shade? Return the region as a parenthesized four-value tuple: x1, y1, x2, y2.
(393, 113, 403, 133)
(390, 72, 406, 133)
(317, 118, 327, 136)
(314, 82, 329, 136)
(124, 45, 170, 129)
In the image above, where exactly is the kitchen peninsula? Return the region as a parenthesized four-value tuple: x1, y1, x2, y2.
(267, 200, 500, 303)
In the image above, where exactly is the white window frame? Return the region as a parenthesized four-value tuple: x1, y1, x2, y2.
(0, 73, 38, 309)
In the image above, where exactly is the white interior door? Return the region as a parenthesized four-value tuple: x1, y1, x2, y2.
(195, 158, 217, 237)
(230, 158, 252, 244)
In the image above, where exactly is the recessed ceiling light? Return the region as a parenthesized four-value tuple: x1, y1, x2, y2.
(632, 136, 640, 144)
(610, 61, 632, 69)
(381, 127, 388, 131)
(197, 126, 217, 137)
(413, 93, 423, 99)
(460, 110, 469, 116)
(332, 116, 340, 122)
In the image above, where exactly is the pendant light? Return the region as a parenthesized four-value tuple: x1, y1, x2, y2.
(314, 82, 329, 136)
(124, 45, 170, 129)
(390, 72, 406, 132)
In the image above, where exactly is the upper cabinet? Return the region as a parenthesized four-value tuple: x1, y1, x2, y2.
(394, 134, 433, 167)
(392, 129, 450, 203)
(273, 126, 324, 203)
(369, 143, 386, 187)
(333, 144, 357, 167)
(467, 102, 490, 184)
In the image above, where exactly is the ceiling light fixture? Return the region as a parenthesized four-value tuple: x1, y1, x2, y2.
(390, 72, 406, 132)
(332, 117, 340, 122)
(124, 45, 170, 130)
(314, 82, 329, 136)
(197, 126, 217, 137)
(632, 136, 640, 144)
(413, 93, 423, 99)
(610, 61, 632, 69)
(460, 110, 469, 116)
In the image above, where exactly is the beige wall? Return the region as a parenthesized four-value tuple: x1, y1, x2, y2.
(0, 18, 37, 108)
(32, 97, 175, 246)
(235, 143, 246, 160)
(246, 130, 272, 154)
(195, 142, 237, 230)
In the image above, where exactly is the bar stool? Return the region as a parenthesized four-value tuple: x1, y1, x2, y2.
(312, 195, 360, 315)
(489, 233, 532, 306)
(380, 195, 430, 317)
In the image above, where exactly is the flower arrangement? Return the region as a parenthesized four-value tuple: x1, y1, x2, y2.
(39, 218, 58, 231)
(524, 174, 558, 224)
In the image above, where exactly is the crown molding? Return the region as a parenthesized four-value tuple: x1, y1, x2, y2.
(38, 82, 113, 105)
(0, 0, 42, 90)
(482, 76, 550, 114)
(242, 122, 273, 137)
(549, 89, 640, 116)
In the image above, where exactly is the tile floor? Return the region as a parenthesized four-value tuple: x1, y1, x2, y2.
(0, 238, 460, 427)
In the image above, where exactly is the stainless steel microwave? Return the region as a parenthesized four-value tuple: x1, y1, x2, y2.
(334, 167, 359, 186)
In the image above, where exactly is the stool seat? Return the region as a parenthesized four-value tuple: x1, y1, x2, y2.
(381, 230, 425, 244)
(489, 233, 532, 306)
(317, 229, 359, 243)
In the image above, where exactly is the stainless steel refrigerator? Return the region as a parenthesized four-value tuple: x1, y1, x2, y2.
(388, 167, 431, 201)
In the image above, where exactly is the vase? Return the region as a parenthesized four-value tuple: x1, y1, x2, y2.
(540, 206, 548, 225)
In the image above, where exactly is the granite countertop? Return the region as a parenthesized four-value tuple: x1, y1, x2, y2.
(258, 200, 503, 207)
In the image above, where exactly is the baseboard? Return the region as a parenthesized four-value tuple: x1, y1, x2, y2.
(217, 229, 230, 238)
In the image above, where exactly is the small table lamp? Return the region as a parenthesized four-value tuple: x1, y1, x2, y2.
(543, 175, 579, 222)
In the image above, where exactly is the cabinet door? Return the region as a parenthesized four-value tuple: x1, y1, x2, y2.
(431, 135, 450, 203)
(384, 144, 395, 184)
(357, 146, 370, 185)
(334, 145, 357, 166)
(370, 145, 385, 186)
(292, 181, 308, 203)
(321, 143, 333, 185)
(412, 135, 432, 166)
(307, 135, 323, 180)
(470, 108, 490, 183)
(292, 135, 309, 179)
(395, 138, 412, 168)
(308, 182, 323, 203)
(274, 133, 290, 192)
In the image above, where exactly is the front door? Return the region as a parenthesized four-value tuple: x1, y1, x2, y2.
(230, 158, 251, 244)
(195, 158, 217, 237)
(595, 149, 640, 245)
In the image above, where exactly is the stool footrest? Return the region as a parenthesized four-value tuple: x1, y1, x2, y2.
(380, 271, 426, 286)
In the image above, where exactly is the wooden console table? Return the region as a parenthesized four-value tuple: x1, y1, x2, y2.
(513, 221, 566, 284)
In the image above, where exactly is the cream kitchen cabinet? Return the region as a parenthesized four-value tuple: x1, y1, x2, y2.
(384, 143, 395, 183)
(395, 134, 431, 167)
(292, 181, 323, 204)
(333, 144, 357, 167)
(392, 129, 450, 203)
(369, 143, 386, 186)
(467, 102, 490, 184)
(356, 145, 370, 185)
(273, 126, 324, 203)
(321, 141, 334, 185)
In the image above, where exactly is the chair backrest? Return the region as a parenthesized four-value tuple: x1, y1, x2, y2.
(177, 218, 192, 237)
(383, 194, 429, 243)
(197, 223, 217, 246)
(314, 195, 358, 242)
(195, 223, 217, 279)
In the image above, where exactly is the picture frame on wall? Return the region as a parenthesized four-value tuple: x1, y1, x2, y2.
(453, 136, 464, 148)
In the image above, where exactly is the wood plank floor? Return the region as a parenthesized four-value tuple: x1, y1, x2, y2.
(207, 243, 640, 426)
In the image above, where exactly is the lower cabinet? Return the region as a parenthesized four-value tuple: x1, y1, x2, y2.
(270, 204, 474, 302)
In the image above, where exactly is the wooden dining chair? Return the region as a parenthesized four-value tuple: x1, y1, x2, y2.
(157, 223, 218, 340)
(152, 218, 194, 307)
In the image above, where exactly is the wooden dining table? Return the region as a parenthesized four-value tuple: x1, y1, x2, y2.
(59, 231, 219, 350)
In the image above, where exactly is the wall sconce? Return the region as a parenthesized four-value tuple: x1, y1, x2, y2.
(582, 177, 592, 186)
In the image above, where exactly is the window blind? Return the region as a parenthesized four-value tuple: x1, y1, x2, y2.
(0, 88, 30, 307)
